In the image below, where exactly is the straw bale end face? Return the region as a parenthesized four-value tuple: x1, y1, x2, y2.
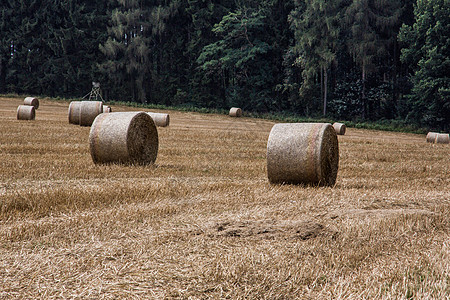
(17, 105, 36, 120)
(89, 112, 158, 165)
(68, 101, 81, 124)
(229, 107, 242, 117)
(24, 97, 39, 109)
(267, 123, 339, 186)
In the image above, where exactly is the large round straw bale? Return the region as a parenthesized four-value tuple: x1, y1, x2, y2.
(332, 122, 346, 135)
(426, 132, 438, 143)
(17, 105, 36, 120)
(267, 123, 339, 186)
(229, 107, 242, 117)
(89, 112, 158, 165)
(68, 101, 81, 124)
(147, 112, 169, 127)
(103, 105, 112, 113)
(80, 101, 103, 126)
(24, 97, 39, 109)
(435, 133, 449, 144)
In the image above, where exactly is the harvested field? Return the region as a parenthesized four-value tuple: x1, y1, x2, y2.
(0, 96, 449, 299)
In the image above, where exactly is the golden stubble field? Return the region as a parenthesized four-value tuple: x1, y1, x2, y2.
(0, 96, 449, 299)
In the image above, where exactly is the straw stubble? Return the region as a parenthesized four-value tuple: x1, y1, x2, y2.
(267, 123, 339, 186)
(89, 112, 158, 165)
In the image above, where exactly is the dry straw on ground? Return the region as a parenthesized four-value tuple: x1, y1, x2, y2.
(0, 96, 449, 299)
(435, 133, 449, 144)
(267, 123, 339, 186)
(103, 105, 112, 113)
(89, 111, 158, 165)
(147, 112, 169, 127)
(333, 122, 346, 135)
(229, 107, 242, 117)
(80, 101, 103, 126)
(68, 101, 81, 124)
(16, 105, 35, 120)
(23, 97, 39, 109)
(426, 132, 438, 143)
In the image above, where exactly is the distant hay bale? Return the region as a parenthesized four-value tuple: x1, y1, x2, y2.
(24, 97, 39, 109)
(435, 133, 449, 144)
(332, 122, 346, 135)
(426, 132, 438, 143)
(103, 105, 112, 113)
(68, 101, 81, 124)
(17, 105, 36, 120)
(229, 107, 242, 117)
(80, 101, 103, 126)
(89, 112, 158, 165)
(147, 112, 169, 127)
(267, 123, 339, 186)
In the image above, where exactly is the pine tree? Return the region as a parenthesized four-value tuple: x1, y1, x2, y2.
(344, 0, 404, 119)
(289, 0, 342, 116)
(399, 0, 450, 131)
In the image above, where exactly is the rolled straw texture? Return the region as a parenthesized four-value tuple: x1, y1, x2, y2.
(103, 105, 112, 113)
(80, 101, 103, 126)
(89, 112, 158, 165)
(229, 107, 242, 117)
(426, 132, 438, 143)
(68, 101, 81, 124)
(332, 122, 346, 135)
(24, 97, 39, 109)
(147, 112, 170, 127)
(267, 123, 339, 186)
(17, 105, 36, 120)
(435, 133, 449, 144)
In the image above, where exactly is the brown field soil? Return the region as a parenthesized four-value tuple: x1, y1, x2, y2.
(0, 96, 449, 299)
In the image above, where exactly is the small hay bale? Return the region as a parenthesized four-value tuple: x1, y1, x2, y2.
(332, 122, 346, 135)
(24, 97, 39, 109)
(267, 123, 339, 186)
(68, 101, 81, 125)
(435, 133, 449, 144)
(103, 105, 112, 113)
(17, 105, 36, 120)
(426, 132, 438, 143)
(80, 101, 103, 126)
(89, 112, 158, 165)
(147, 112, 170, 127)
(229, 107, 242, 117)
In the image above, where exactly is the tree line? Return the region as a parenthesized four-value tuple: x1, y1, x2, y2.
(1, 0, 448, 131)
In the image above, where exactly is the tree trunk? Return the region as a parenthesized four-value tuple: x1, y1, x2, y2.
(323, 67, 328, 116)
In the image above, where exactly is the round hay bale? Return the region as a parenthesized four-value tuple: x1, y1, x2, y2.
(426, 132, 438, 143)
(435, 133, 449, 144)
(229, 107, 242, 117)
(17, 105, 36, 120)
(147, 112, 170, 127)
(89, 112, 158, 165)
(267, 123, 339, 186)
(24, 97, 39, 109)
(103, 105, 112, 113)
(80, 101, 103, 127)
(68, 101, 81, 125)
(332, 122, 346, 135)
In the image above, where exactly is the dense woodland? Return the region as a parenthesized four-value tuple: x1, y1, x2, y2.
(0, 0, 449, 130)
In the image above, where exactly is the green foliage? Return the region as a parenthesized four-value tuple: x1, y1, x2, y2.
(399, 0, 450, 131)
